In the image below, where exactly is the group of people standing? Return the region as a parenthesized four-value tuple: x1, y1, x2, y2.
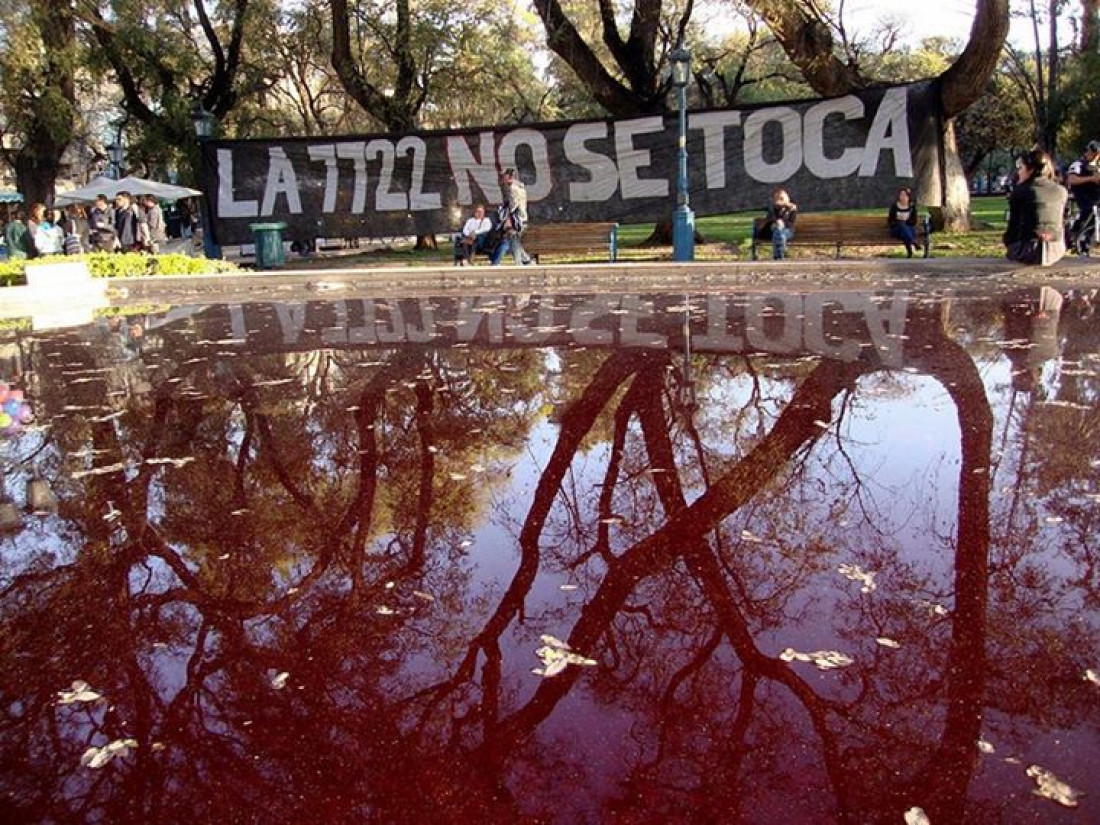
(1003, 140, 1100, 266)
(3, 190, 167, 260)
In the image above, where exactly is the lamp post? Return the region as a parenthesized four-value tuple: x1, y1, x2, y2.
(669, 47, 694, 262)
(106, 143, 125, 180)
(190, 103, 221, 260)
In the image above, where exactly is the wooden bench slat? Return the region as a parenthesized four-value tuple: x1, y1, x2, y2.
(522, 222, 619, 263)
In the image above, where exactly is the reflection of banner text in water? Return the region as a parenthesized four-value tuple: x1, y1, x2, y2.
(201, 82, 937, 245)
(152, 291, 910, 368)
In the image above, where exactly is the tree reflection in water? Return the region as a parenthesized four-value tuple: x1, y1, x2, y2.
(0, 286, 1097, 824)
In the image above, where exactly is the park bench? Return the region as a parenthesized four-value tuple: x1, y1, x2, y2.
(521, 222, 620, 263)
(750, 213, 932, 260)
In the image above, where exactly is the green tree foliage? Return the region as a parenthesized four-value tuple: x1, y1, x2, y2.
(0, 0, 79, 205)
(76, 0, 269, 182)
(329, 0, 548, 132)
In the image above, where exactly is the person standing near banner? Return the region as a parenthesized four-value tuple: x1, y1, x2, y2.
(1065, 139, 1100, 254)
(1003, 149, 1067, 266)
(490, 168, 532, 266)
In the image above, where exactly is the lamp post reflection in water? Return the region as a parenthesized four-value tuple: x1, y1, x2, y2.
(677, 294, 697, 418)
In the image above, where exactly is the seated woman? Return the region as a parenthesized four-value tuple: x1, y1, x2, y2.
(887, 187, 919, 257)
(757, 188, 797, 259)
(453, 204, 493, 265)
(1004, 149, 1068, 266)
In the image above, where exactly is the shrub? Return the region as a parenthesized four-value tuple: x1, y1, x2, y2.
(0, 252, 238, 285)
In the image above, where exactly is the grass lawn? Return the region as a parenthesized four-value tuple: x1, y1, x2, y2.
(281, 195, 1013, 269)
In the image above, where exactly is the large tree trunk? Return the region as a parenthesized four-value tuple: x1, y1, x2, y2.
(745, 0, 1009, 233)
(1081, 0, 1099, 52)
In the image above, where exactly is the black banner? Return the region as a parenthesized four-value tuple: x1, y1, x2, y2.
(200, 81, 940, 246)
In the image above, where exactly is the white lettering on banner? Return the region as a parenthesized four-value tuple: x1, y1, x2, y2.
(397, 137, 442, 210)
(859, 87, 913, 177)
(447, 132, 501, 204)
(217, 149, 259, 218)
(803, 97, 865, 178)
(498, 129, 552, 200)
(615, 117, 669, 199)
(743, 107, 803, 184)
(335, 142, 369, 213)
(563, 123, 619, 202)
(688, 111, 742, 189)
(307, 145, 340, 213)
(261, 147, 303, 216)
(366, 140, 408, 211)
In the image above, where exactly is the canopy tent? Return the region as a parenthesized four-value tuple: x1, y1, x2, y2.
(0, 190, 23, 204)
(55, 176, 201, 205)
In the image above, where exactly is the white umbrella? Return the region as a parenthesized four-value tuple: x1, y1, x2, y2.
(56, 175, 202, 205)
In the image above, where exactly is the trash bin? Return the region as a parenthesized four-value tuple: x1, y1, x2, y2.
(249, 222, 288, 269)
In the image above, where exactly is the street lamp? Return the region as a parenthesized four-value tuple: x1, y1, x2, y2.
(190, 103, 220, 259)
(669, 47, 694, 262)
(106, 143, 125, 180)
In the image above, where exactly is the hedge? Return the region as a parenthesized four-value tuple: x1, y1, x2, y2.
(0, 252, 239, 287)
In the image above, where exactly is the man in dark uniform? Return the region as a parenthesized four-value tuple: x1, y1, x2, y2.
(1065, 139, 1100, 254)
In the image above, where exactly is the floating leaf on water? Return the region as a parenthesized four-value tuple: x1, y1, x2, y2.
(876, 637, 900, 649)
(779, 648, 854, 670)
(71, 462, 128, 480)
(57, 680, 102, 705)
(534, 636, 597, 678)
(144, 456, 196, 469)
(81, 738, 138, 769)
(1026, 765, 1082, 808)
(977, 739, 995, 754)
(270, 672, 290, 690)
(903, 807, 930, 825)
(838, 563, 877, 594)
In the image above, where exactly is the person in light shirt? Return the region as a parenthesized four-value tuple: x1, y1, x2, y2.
(453, 204, 493, 265)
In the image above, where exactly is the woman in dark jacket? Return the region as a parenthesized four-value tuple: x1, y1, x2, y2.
(887, 187, 918, 257)
(1004, 150, 1068, 266)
